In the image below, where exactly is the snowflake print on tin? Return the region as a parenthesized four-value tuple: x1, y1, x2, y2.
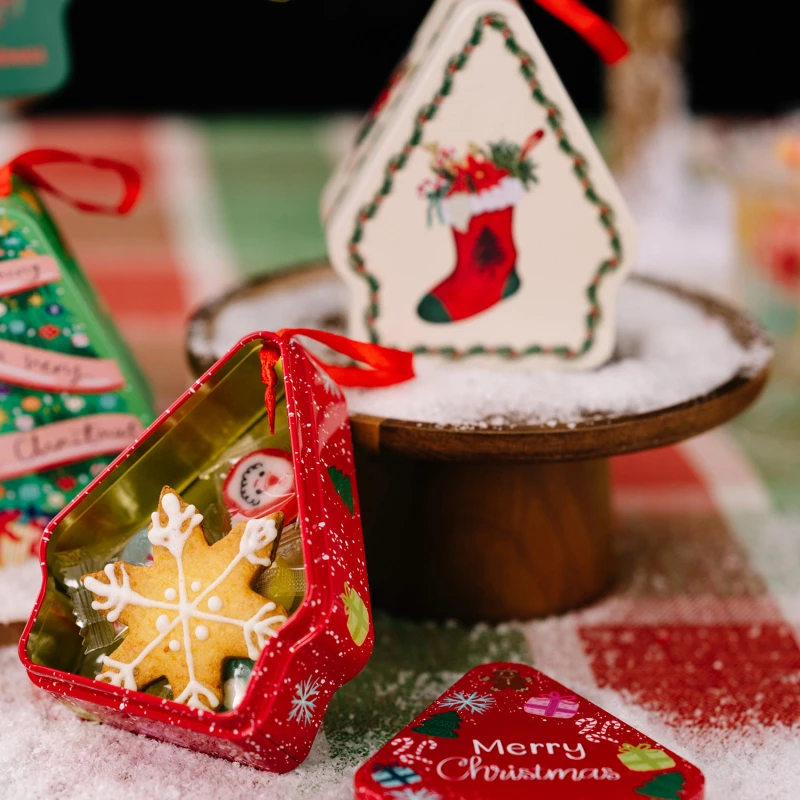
(288, 676, 322, 725)
(389, 789, 442, 800)
(438, 690, 495, 715)
(82, 488, 288, 710)
(314, 366, 342, 397)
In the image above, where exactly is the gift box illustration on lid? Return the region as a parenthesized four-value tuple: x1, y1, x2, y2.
(0, 150, 154, 566)
(17, 329, 402, 772)
(323, 0, 636, 368)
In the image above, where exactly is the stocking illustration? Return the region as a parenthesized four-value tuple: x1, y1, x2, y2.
(417, 129, 544, 324)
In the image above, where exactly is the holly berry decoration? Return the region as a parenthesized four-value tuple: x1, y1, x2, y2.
(340, 581, 370, 646)
(223, 448, 298, 524)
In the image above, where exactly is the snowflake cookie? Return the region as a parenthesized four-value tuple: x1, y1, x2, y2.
(82, 486, 288, 710)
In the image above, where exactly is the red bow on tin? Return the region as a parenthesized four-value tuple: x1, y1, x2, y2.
(259, 329, 415, 433)
(540, 691, 577, 701)
(0, 148, 141, 215)
(532, 0, 629, 65)
(0, 510, 22, 543)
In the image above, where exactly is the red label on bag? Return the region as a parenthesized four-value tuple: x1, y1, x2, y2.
(0, 339, 126, 393)
(0, 413, 144, 480)
(0, 255, 60, 295)
(355, 662, 704, 799)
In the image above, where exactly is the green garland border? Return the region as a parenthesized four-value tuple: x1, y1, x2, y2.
(347, 12, 623, 360)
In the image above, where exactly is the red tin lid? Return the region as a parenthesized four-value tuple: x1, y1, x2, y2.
(355, 662, 704, 799)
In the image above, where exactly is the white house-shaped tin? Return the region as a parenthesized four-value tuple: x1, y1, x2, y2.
(323, 0, 637, 369)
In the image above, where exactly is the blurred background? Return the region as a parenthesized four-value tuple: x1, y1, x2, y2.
(23, 1, 800, 115)
(4, 7, 800, 794)
(2, 0, 800, 480)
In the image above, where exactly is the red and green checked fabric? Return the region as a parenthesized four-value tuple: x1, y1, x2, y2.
(0, 117, 798, 799)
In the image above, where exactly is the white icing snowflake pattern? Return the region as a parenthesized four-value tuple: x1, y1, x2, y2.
(439, 690, 495, 714)
(83, 493, 287, 710)
(389, 789, 442, 800)
(288, 676, 322, 725)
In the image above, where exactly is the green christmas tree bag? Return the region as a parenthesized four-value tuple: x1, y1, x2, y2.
(0, 149, 155, 565)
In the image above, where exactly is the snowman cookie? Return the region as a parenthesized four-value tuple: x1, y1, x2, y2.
(223, 448, 298, 525)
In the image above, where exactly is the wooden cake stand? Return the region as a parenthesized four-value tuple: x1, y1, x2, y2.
(187, 262, 770, 623)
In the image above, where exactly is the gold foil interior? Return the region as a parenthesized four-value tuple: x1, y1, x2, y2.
(25, 340, 293, 675)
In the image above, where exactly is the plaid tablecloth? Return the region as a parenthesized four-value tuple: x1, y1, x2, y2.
(0, 117, 798, 800)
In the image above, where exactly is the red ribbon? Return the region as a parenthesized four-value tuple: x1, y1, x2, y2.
(0, 148, 141, 215)
(259, 329, 415, 433)
(533, 0, 629, 65)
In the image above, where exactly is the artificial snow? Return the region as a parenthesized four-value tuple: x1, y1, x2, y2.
(203, 277, 769, 429)
(624, 120, 736, 295)
(0, 560, 41, 624)
(345, 280, 770, 427)
(1, 628, 798, 800)
(194, 277, 348, 365)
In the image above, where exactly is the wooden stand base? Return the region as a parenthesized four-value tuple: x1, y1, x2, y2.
(187, 265, 771, 623)
(355, 445, 613, 622)
(0, 621, 24, 648)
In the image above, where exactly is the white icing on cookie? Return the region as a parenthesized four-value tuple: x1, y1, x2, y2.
(243, 601, 287, 660)
(84, 492, 287, 709)
(148, 492, 203, 558)
(239, 518, 278, 567)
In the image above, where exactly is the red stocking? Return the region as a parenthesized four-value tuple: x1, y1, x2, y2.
(417, 205, 520, 324)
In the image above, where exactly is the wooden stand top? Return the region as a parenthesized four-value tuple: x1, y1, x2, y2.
(187, 262, 770, 464)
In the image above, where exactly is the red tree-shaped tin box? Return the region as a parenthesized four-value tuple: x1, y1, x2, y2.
(18, 332, 375, 773)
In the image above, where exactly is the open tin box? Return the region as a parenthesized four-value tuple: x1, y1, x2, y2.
(18, 332, 373, 773)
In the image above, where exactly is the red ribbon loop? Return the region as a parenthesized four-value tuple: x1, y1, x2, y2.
(533, 0, 629, 65)
(259, 329, 415, 433)
(0, 148, 141, 215)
